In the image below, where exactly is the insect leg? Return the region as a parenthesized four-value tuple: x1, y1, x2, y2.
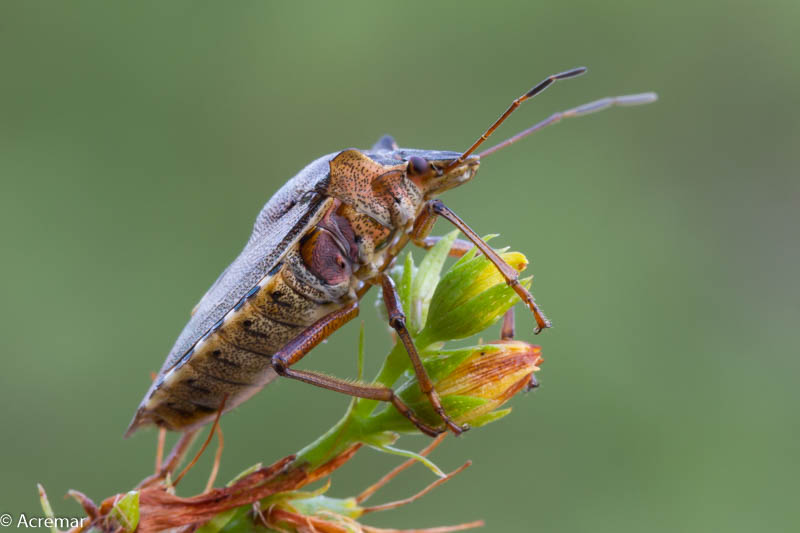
(497, 308, 537, 390)
(419, 199, 552, 334)
(378, 272, 468, 436)
(269, 301, 442, 437)
(410, 205, 475, 258)
(416, 235, 475, 258)
(271, 367, 442, 437)
(270, 301, 360, 368)
(500, 308, 515, 340)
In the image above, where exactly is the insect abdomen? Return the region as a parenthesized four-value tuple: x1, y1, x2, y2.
(130, 234, 354, 432)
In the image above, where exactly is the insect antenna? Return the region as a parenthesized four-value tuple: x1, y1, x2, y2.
(477, 92, 658, 159)
(444, 66, 587, 172)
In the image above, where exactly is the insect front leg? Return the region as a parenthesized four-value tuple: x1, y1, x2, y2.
(378, 272, 468, 436)
(412, 199, 552, 334)
(269, 300, 443, 437)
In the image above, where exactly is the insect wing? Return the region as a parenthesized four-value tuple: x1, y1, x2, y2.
(155, 194, 333, 377)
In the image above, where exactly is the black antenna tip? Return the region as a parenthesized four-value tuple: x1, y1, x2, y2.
(524, 67, 588, 98)
(556, 66, 588, 79)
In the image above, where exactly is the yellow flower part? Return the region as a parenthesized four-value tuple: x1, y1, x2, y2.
(435, 340, 542, 424)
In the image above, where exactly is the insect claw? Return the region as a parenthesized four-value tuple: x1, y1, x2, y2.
(532, 321, 549, 335)
(441, 417, 467, 436)
(531, 309, 552, 334)
(533, 319, 552, 335)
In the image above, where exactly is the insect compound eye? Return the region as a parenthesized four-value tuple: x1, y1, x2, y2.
(407, 155, 430, 176)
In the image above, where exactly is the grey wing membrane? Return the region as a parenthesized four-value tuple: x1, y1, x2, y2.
(157, 194, 334, 376)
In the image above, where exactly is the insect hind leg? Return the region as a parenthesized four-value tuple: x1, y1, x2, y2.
(272, 366, 442, 437)
(268, 300, 443, 437)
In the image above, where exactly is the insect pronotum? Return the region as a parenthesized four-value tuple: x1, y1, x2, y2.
(126, 67, 656, 441)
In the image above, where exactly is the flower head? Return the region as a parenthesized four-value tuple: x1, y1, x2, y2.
(434, 340, 542, 423)
(374, 340, 542, 432)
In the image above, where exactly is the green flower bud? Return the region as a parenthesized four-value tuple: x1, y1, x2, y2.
(417, 251, 531, 346)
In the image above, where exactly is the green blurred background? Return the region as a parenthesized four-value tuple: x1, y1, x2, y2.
(2, 1, 798, 531)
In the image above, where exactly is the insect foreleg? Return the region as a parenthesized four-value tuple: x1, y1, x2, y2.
(416, 199, 552, 334)
(378, 272, 468, 436)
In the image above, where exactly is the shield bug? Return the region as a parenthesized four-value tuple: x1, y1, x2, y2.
(126, 67, 656, 439)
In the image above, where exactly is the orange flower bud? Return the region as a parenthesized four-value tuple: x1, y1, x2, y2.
(434, 340, 542, 425)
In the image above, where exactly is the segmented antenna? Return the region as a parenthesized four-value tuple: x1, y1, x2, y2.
(445, 67, 658, 169)
(478, 92, 658, 158)
(444, 67, 587, 171)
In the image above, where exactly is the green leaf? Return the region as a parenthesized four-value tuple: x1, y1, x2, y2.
(451, 245, 478, 269)
(290, 495, 363, 520)
(357, 322, 365, 381)
(196, 507, 247, 533)
(37, 484, 57, 533)
(438, 394, 490, 415)
(451, 233, 498, 269)
(205, 506, 262, 533)
(408, 230, 458, 332)
(366, 442, 446, 478)
(469, 408, 512, 428)
(109, 490, 139, 532)
(399, 252, 415, 318)
(226, 463, 263, 487)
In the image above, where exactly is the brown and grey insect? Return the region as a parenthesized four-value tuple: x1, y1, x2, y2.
(126, 67, 656, 438)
